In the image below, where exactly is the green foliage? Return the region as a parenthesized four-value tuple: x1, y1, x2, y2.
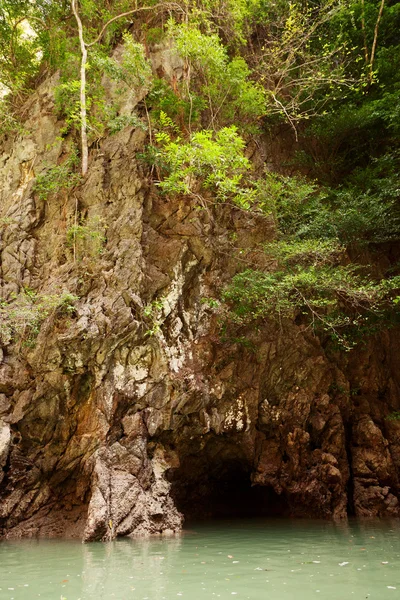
(0, 288, 78, 347)
(147, 77, 204, 129)
(106, 113, 146, 135)
(324, 189, 400, 246)
(171, 20, 226, 71)
(223, 262, 400, 350)
(201, 297, 220, 309)
(80, 18, 152, 145)
(34, 151, 81, 200)
(292, 0, 400, 244)
(0, 0, 70, 115)
(54, 30, 151, 142)
(136, 143, 164, 169)
(187, 0, 262, 45)
(91, 33, 152, 90)
(0, 1, 50, 94)
(141, 25, 164, 45)
(257, 172, 320, 235)
(156, 126, 257, 208)
(386, 411, 400, 422)
(1, 0, 399, 359)
(300, 99, 400, 185)
(258, 161, 400, 246)
(54, 78, 83, 135)
(143, 298, 164, 337)
(0, 100, 26, 136)
(167, 20, 266, 132)
(222, 159, 400, 349)
(243, 0, 359, 127)
(264, 238, 345, 267)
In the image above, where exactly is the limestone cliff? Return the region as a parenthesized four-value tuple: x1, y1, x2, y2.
(1, 56, 400, 541)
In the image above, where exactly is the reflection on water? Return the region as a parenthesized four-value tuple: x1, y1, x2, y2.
(80, 535, 183, 598)
(0, 519, 400, 599)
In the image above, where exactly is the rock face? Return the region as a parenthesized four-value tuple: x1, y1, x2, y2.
(1, 66, 400, 540)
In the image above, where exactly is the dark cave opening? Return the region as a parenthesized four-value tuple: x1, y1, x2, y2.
(167, 449, 289, 521)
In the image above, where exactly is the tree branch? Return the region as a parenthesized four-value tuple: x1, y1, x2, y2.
(86, 2, 184, 47)
(360, 0, 370, 66)
(369, 0, 385, 84)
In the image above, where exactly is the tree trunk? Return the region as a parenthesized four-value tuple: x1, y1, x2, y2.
(71, 0, 88, 177)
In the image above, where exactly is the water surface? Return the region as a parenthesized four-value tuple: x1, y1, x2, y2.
(0, 519, 399, 599)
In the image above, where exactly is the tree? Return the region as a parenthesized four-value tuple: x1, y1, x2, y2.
(245, 0, 360, 137)
(360, 0, 386, 85)
(71, 0, 183, 176)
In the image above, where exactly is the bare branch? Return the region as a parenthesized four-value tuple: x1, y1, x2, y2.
(86, 2, 185, 47)
(270, 92, 298, 141)
(369, 0, 385, 83)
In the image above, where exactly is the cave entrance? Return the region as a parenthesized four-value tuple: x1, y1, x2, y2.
(167, 442, 288, 521)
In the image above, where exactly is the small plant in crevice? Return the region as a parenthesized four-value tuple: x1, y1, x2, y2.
(0, 288, 78, 347)
(66, 215, 107, 262)
(201, 297, 220, 310)
(328, 382, 347, 395)
(0, 216, 16, 228)
(143, 298, 164, 337)
(386, 411, 400, 422)
(34, 151, 81, 200)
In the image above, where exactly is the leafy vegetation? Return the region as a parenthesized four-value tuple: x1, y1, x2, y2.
(223, 166, 400, 349)
(66, 215, 107, 261)
(143, 298, 164, 337)
(1, 0, 399, 351)
(223, 259, 400, 350)
(166, 20, 266, 132)
(386, 411, 400, 422)
(155, 126, 257, 208)
(0, 289, 78, 347)
(34, 151, 81, 200)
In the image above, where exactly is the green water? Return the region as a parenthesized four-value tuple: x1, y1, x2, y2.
(0, 519, 399, 600)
